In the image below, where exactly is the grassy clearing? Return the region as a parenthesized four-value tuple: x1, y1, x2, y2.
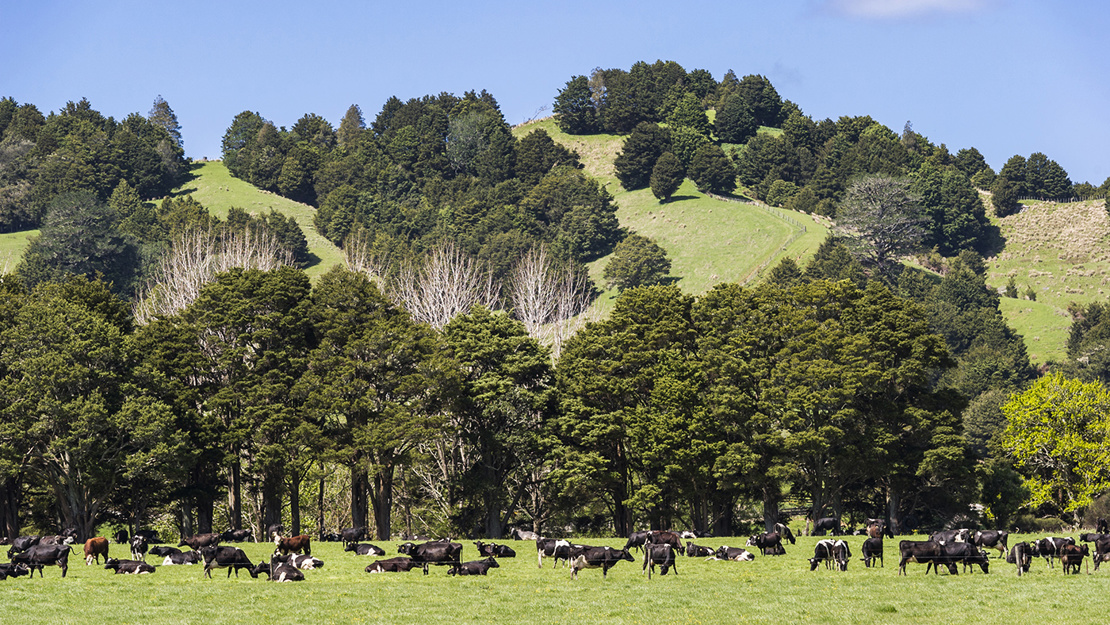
(0, 230, 36, 273)
(1, 533, 1105, 624)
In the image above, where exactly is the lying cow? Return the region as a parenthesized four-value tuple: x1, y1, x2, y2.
(1007, 542, 1033, 576)
(809, 539, 850, 571)
(149, 546, 181, 558)
(448, 557, 499, 576)
(686, 543, 714, 558)
(84, 537, 109, 565)
(570, 546, 634, 579)
(345, 543, 386, 556)
(104, 558, 155, 575)
(277, 553, 324, 570)
(267, 557, 305, 582)
(162, 551, 203, 566)
(642, 544, 677, 579)
(710, 546, 754, 562)
(861, 537, 883, 568)
(365, 557, 421, 573)
(474, 541, 516, 558)
(0, 563, 30, 580)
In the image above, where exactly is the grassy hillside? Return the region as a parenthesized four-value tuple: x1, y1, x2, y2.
(0, 229, 37, 274)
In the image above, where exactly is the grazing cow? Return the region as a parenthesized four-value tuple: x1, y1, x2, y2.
(861, 537, 883, 568)
(104, 558, 155, 575)
(198, 545, 254, 578)
(474, 541, 516, 558)
(1098, 518, 1109, 534)
(1007, 542, 1033, 576)
(178, 533, 221, 551)
(972, 530, 1009, 559)
(686, 543, 714, 557)
(113, 530, 129, 545)
(7, 535, 41, 558)
(149, 546, 182, 558)
(162, 551, 203, 566)
(130, 535, 148, 562)
(570, 546, 634, 579)
(710, 546, 754, 562)
(624, 530, 652, 553)
(645, 530, 683, 554)
(898, 540, 954, 576)
(930, 542, 989, 574)
(340, 527, 368, 547)
(449, 557, 500, 576)
(220, 529, 253, 543)
(10, 544, 72, 578)
(928, 528, 971, 545)
(536, 538, 571, 568)
(809, 539, 851, 571)
(273, 534, 312, 556)
(397, 540, 463, 575)
(746, 532, 784, 556)
(811, 517, 841, 536)
(1061, 543, 1089, 575)
(1079, 532, 1110, 543)
(509, 527, 539, 541)
(774, 523, 796, 544)
(84, 537, 109, 565)
(365, 557, 422, 573)
(1032, 536, 1075, 568)
(0, 563, 29, 580)
(345, 543, 386, 556)
(642, 544, 678, 579)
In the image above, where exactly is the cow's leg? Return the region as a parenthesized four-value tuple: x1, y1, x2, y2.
(423, 563, 429, 576)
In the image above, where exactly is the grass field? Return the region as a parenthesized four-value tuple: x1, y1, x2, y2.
(1, 532, 1105, 624)
(0, 230, 37, 274)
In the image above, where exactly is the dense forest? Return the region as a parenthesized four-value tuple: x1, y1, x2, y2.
(0, 59, 1109, 543)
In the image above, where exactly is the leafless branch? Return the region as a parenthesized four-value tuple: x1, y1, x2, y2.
(389, 240, 499, 330)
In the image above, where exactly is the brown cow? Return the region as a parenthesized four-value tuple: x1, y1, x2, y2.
(84, 537, 109, 565)
(274, 534, 312, 556)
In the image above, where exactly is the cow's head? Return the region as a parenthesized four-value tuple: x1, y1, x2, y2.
(397, 542, 416, 555)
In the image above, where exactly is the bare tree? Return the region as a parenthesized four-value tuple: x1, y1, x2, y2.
(342, 227, 388, 284)
(390, 240, 498, 330)
(508, 245, 594, 361)
(834, 174, 928, 281)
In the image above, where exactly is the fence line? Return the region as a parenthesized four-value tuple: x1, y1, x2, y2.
(704, 193, 813, 285)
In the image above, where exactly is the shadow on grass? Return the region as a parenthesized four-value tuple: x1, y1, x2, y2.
(664, 195, 699, 203)
(299, 251, 323, 272)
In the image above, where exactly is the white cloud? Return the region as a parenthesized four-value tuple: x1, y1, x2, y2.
(831, 0, 993, 19)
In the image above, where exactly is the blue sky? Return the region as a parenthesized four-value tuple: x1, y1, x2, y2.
(2, 0, 1107, 184)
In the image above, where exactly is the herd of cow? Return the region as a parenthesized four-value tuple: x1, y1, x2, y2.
(2, 518, 1109, 582)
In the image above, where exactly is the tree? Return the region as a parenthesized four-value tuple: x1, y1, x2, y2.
(336, 104, 365, 149)
(148, 96, 182, 149)
(650, 152, 684, 202)
(507, 245, 593, 361)
(665, 93, 710, 138)
(603, 234, 671, 291)
(221, 111, 266, 179)
(834, 175, 927, 280)
(515, 129, 582, 187)
(614, 123, 670, 191)
(688, 144, 736, 195)
(714, 94, 758, 144)
(391, 240, 498, 330)
(553, 76, 599, 135)
(990, 177, 1021, 217)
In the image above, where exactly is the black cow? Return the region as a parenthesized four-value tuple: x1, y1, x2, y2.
(811, 517, 841, 536)
(509, 527, 539, 541)
(340, 526, 368, 547)
(1061, 543, 1089, 575)
(220, 529, 253, 543)
(972, 530, 1009, 559)
(624, 530, 651, 553)
(149, 546, 181, 558)
(642, 544, 677, 579)
(861, 537, 883, 568)
(898, 540, 955, 576)
(198, 545, 254, 578)
(474, 541, 516, 558)
(365, 557, 421, 573)
(105, 558, 156, 574)
(746, 532, 784, 556)
(162, 551, 203, 566)
(569, 546, 634, 579)
(809, 539, 850, 571)
(1032, 536, 1075, 568)
(7, 535, 40, 558)
(710, 546, 754, 561)
(1007, 542, 1033, 576)
(1079, 532, 1110, 543)
(319, 531, 342, 542)
(345, 543, 386, 556)
(686, 543, 714, 558)
(929, 542, 989, 574)
(10, 544, 72, 578)
(448, 557, 499, 576)
(130, 535, 148, 562)
(928, 528, 971, 545)
(774, 523, 796, 544)
(1093, 537, 1110, 571)
(536, 538, 571, 568)
(178, 533, 221, 551)
(1098, 518, 1109, 534)
(645, 530, 683, 554)
(397, 540, 463, 575)
(113, 529, 129, 545)
(0, 563, 29, 580)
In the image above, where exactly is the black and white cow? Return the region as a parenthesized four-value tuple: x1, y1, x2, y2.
(710, 546, 754, 561)
(198, 545, 254, 579)
(928, 528, 971, 545)
(104, 558, 155, 574)
(536, 538, 571, 568)
(364, 557, 421, 573)
(1006, 542, 1033, 576)
(861, 537, 883, 568)
(898, 540, 954, 576)
(474, 541, 516, 558)
(623, 530, 652, 553)
(134, 529, 161, 544)
(1031, 536, 1075, 568)
(642, 544, 677, 579)
(0, 563, 29, 580)
(268, 557, 305, 582)
(774, 523, 796, 544)
(345, 543, 386, 556)
(279, 553, 324, 570)
(570, 546, 634, 579)
(149, 546, 182, 558)
(10, 544, 72, 578)
(397, 540, 463, 575)
(448, 557, 500, 576)
(509, 527, 539, 541)
(930, 542, 989, 574)
(811, 517, 841, 536)
(972, 530, 1009, 559)
(162, 551, 203, 566)
(809, 539, 850, 571)
(746, 532, 784, 556)
(130, 535, 148, 562)
(685, 543, 714, 557)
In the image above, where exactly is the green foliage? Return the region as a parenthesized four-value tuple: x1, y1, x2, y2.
(650, 152, 684, 202)
(990, 177, 1021, 217)
(766, 257, 802, 286)
(1005, 276, 1018, 298)
(734, 74, 783, 127)
(802, 235, 866, 286)
(521, 166, 621, 261)
(147, 95, 182, 149)
(603, 233, 672, 290)
(764, 179, 798, 207)
(665, 93, 710, 138)
(912, 163, 989, 255)
(553, 75, 599, 135)
(687, 143, 736, 195)
(714, 94, 758, 144)
(669, 126, 711, 172)
(514, 128, 581, 187)
(614, 122, 670, 191)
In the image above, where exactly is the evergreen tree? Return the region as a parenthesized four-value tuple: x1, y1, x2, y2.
(990, 177, 1021, 217)
(603, 234, 672, 290)
(613, 122, 670, 191)
(714, 94, 758, 144)
(665, 93, 710, 138)
(148, 95, 182, 149)
(650, 152, 684, 202)
(688, 144, 736, 195)
(553, 75, 599, 135)
(336, 104, 365, 148)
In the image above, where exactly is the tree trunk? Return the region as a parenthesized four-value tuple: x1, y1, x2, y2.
(180, 499, 194, 539)
(886, 483, 901, 535)
(0, 476, 21, 540)
(370, 464, 394, 541)
(712, 496, 734, 537)
(762, 487, 780, 533)
(290, 471, 301, 536)
(316, 468, 325, 540)
(229, 459, 242, 530)
(351, 464, 369, 529)
(262, 470, 283, 533)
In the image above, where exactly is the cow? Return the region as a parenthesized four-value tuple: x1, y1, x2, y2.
(569, 546, 634, 579)
(84, 537, 109, 565)
(1031, 536, 1075, 568)
(686, 543, 714, 558)
(113, 529, 129, 545)
(536, 538, 571, 568)
(474, 541, 516, 558)
(397, 540, 463, 575)
(642, 544, 677, 579)
(162, 551, 203, 566)
(866, 520, 894, 539)
(149, 546, 182, 558)
(319, 531, 342, 542)
(220, 529, 253, 543)
(811, 517, 841, 536)
(198, 545, 254, 578)
(1093, 537, 1110, 571)
(277, 553, 324, 570)
(340, 527, 368, 547)
(929, 542, 989, 574)
(509, 527, 539, 541)
(809, 539, 851, 571)
(10, 544, 72, 578)
(645, 530, 683, 554)
(774, 523, 796, 544)
(710, 546, 754, 562)
(365, 557, 421, 573)
(178, 533, 221, 551)
(273, 534, 312, 556)
(104, 558, 155, 574)
(0, 563, 29, 580)
(861, 537, 883, 568)
(267, 524, 285, 539)
(134, 529, 161, 544)
(7, 535, 40, 559)
(746, 532, 784, 556)
(1098, 518, 1109, 534)
(1007, 542, 1033, 576)
(345, 543, 386, 556)
(1079, 532, 1110, 543)
(448, 557, 500, 576)
(972, 530, 1009, 559)
(130, 535, 148, 562)
(624, 530, 652, 553)
(39, 534, 74, 546)
(928, 528, 971, 545)
(267, 556, 305, 582)
(898, 540, 955, 576)
(1061, 543, 1089, 575)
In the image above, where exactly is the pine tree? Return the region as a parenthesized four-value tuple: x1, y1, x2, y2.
(336, 104, 365, 148)
(148, 96, 182, 149)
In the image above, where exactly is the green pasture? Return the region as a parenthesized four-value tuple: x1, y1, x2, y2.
(0, 230, 36, 273)
(1, 532, 1105, 624)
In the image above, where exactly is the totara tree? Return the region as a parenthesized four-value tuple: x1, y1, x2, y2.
(650, 152, 684, 202)
(714, 94, 758, 144)
(990, 177, 1021, 217)
(603, 234, 672, 291)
